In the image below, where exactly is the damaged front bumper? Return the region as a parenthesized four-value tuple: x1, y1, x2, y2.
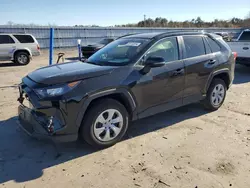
(17, 81, 78, 143)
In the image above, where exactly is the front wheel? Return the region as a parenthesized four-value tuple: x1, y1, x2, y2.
(80, 99, 129, 148)
(202, 78, 227, 111)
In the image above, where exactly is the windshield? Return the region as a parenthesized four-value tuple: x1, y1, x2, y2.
(87, 38, 150, 66)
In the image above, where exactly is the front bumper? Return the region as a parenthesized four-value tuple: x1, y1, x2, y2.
(17, 79, 79, 143)
(18, 105, 78, 142)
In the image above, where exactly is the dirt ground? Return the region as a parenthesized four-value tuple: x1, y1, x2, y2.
(0, 49, 250, 188)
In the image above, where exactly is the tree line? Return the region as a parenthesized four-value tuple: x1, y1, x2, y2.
(116, 14, 250, 28)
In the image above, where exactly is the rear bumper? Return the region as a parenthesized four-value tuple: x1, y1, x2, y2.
(236, 57, 250, 65)
(18, 105, 78, 142)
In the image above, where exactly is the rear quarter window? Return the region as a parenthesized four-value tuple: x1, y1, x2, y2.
(206, 37, 221, 53)
(183, 36, 205, 58)
(14, 35, 35, 43)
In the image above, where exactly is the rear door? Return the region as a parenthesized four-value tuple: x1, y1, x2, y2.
(0, 35, 16, 60)
(182, 35, 216, 105)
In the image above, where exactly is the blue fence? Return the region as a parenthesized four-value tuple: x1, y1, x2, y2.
(0, 26, 243, 48)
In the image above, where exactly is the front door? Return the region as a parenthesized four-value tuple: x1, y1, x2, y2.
(132, 37, 185, 118)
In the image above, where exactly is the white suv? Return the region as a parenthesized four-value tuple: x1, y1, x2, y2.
(0, 34, 40, 65)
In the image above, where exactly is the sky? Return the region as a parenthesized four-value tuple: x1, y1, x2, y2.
(0, 0, 249, 26)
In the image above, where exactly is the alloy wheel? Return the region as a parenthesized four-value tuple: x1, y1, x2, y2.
(93, 109, 123, 142)
(210, 84, 225, 107)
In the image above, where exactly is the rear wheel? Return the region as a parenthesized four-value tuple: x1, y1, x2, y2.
(202, 78, 227, 111)
(80, 99, 129, 148)
(14, 52, 30, 65)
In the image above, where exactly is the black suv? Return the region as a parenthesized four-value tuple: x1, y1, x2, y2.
(18, 32, 235, 148)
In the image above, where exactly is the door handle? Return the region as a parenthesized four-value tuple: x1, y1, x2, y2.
(208, 59, 216, 65)
(243, 47, 249, 50)
(172, 68, 184, 76)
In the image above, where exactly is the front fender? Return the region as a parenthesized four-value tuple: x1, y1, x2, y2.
(75, 87, 137, 128)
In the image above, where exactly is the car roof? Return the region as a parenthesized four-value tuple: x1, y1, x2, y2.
(122, 31, 205, 40)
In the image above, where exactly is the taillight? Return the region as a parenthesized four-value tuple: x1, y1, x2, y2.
(37, 44, 40, 51)
(232, 52, 237, 60)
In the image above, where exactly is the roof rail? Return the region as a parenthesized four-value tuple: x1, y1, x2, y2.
(153, 31, 204, 40)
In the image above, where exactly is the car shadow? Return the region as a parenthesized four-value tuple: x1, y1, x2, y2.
(0, 103, 208, 184)
(233, 64, 250, 84)
(0, 62, 21, 67)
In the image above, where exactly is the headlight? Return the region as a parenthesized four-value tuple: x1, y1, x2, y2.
(34, 81, 80, 98)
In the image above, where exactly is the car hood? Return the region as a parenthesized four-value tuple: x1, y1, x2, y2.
(27, 61, 115, 85)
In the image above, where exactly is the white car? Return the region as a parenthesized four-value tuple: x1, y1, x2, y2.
(0, 34, 40, 65)
(227, 29, 250, 66)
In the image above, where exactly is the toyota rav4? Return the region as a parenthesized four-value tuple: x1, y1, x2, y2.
(17, 31, 235, 148)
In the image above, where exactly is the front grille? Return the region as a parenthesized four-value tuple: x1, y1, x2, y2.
(81, 47, 96, 52)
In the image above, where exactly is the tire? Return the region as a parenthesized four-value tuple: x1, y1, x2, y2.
(80, 98, 129, 148)
(202, 78, 227, 111)
(14, 52, 30, 65)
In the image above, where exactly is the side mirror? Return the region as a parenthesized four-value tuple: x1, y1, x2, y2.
(140, 56, 165, 74)
(145, 56, 165, 68)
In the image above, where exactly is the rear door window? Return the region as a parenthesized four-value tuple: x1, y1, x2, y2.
(13, 35, 35, 43)
(0, 35, 15, 44)
(238, 31, 250, 41)
(206, 37, 221, 52)
(183, 36, 205, 58)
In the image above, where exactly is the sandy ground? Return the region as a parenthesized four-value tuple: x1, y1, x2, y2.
(0, 49, 250, 188)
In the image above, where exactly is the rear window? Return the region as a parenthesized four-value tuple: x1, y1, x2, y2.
(206, 37, 221, 53)
(14, 35, 35, 43)
(238, 31, 250, 41)
(0, 35, 15, 44)
(183, 36, 205, 58)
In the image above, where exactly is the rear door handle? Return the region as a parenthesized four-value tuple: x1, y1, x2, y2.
(208, 59, 216, 65)
(243, 47, 249, 50)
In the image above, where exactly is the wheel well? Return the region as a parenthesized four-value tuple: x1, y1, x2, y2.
(14, 50, 30, 58)
(84, 93, 134, 121)
(213, 73, 230, 89)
